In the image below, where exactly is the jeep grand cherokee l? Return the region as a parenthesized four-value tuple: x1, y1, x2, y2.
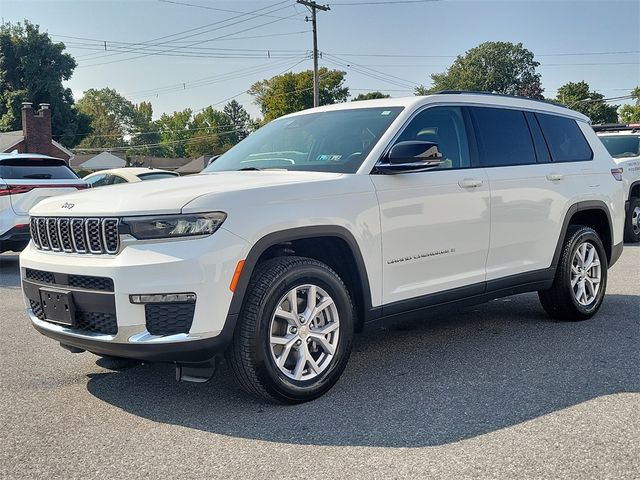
(20, 92, 625, 403)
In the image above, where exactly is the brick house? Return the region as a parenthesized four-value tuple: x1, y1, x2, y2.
(0, 102, 74, 163)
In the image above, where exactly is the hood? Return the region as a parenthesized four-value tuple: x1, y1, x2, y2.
(29, 171, 344, 217)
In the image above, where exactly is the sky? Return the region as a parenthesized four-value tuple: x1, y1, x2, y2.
(0, 0, 638, 119)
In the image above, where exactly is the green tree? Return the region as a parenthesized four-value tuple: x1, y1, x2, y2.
(0, 21, 89, 146)
(555, 81, 619, 124)
(223, 100, 252, 141)
(129, 101, 163, 156)
(352, 91, 390, 101)
(76, 88, 136, 149)
(155, 109, 193, 158)
(186, 107, 235, 157)
(619, 87, 640, 123)
(249, 68, 349, 121)
(416, 41, 543, 99)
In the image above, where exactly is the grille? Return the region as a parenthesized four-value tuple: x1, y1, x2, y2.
(25, 268, 114, 292)
(29, 300, 117, 335)
(145, 303, 195, 336)
(30, 217, 119, 254)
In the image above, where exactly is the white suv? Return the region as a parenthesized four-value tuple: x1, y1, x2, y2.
(20, 93, 626, 403)
(1, 154, 87, 253)
(594, 124, 640, 243)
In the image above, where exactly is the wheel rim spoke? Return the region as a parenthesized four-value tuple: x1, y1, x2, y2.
(269, 283, 340, 381)
(571, 241, 601, 306)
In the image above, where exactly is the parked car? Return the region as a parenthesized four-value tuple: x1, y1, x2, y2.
(20, 92, 625, 403)
(83, 167, 178, 187)
(0, 153, 87, 253)
(594, 124, 640, 243)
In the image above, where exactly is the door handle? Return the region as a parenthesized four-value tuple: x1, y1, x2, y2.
(546, 173, 564, 181)
(458, 178, 483, 189)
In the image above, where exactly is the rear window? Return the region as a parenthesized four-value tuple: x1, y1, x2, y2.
(599, 135, 640, 159)
(470, 107, 537, 167)
(137, 172, 179, 181)
(0, 158, 78, 180)
(536, 114, 593, 162)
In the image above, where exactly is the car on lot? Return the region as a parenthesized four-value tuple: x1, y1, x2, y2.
(83, 167, 179, 187)
(20, 92, 625, 403)
(594, 124, 640, 243)
(0, 153, 87, 253)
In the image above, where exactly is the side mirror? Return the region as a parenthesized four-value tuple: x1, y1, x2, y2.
(376, 141, 443, 174)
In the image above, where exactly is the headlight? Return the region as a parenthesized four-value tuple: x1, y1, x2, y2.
(122, 212, 227, 240)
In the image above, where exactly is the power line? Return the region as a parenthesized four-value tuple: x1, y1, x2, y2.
(330, 0, 441, 5)
(157, 0, 300, 20)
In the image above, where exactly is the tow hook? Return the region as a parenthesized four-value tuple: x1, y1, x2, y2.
(175, 359, 217, 383)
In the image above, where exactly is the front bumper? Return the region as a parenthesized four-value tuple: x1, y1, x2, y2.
(19, 228, 248, 362)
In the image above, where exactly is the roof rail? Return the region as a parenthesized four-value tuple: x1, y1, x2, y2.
(592, 123, 640, 133)
(431, 90, 569, 109)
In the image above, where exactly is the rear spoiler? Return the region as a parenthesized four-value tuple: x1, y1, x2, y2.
(592, 124, 640, 133)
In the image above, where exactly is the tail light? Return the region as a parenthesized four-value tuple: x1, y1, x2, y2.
(611, 168, 624, 181)
(0, 184, 88, 196)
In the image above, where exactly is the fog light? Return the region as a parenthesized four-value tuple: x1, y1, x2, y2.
(129, 293, 196, 304)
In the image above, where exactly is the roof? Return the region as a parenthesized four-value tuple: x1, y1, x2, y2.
(0, 131, 25, 152)
(0, 152, 64, 162)
(129, 156, 191, 170)
(176, 155, 211, 174)
(282, 93, 591, 122)
(80, 151, 126, 169)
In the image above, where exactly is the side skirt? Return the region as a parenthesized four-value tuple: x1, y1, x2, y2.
(363, 268, 555, 330)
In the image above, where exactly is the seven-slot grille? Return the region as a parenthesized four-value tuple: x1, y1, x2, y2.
(30, 217, 119, 254)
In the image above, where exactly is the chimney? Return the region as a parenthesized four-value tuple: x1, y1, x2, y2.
(21, 102, 54, 157)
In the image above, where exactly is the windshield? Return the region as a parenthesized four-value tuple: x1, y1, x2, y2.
(204, 107, 403, 174)
(600, 135, 640, 158)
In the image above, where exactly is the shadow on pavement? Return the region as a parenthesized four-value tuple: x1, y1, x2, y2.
(86, 292, 640, 447)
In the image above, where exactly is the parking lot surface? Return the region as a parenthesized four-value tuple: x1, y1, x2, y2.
(1, 246, 638, 479)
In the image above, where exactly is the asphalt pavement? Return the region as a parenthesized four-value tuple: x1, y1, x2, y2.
(1, 246, 638, 479)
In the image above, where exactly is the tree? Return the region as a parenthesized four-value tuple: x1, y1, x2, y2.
(352, 91, 391, 101)
(619, 87, 640, 123)
(76, 88, 136, 149)
(223, 100, 252, 141)
(249, 68, 349, 121)
(555, 81, 619, 124)
(155, 109, 192, 158)
(416, 41, 544, 99)
(187, 107, 235, 157)
(129, 101, 163, 156)
(0, 21, 89, 146)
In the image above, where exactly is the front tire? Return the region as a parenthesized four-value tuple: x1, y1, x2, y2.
(624, 197, 640, 243)
(538, 225, 608, 321)
(227, 256, 354, 403)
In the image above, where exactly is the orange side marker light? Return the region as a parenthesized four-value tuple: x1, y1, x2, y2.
(230, 260, 245, 292)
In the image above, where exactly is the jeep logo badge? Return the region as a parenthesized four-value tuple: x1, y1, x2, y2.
(61, 202, 75, 210)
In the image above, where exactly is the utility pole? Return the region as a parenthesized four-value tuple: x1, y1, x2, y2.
(297, 0, 330, 107)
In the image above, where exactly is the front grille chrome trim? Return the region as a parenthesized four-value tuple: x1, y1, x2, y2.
(31, 217, 120, 255)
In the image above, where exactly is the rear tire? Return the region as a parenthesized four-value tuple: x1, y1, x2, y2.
(624, 197, 640, 243)
(538, 225, 608, 321)
(227, 256, 354, 404)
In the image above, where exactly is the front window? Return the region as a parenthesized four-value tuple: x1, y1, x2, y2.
(600, 135, 640, 159)
(204, 107, 403, 174)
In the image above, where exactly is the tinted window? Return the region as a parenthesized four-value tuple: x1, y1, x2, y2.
(110, 175, 128, 184)
(0, 158, 78, 180)
(599, 135, 640, 159)
(525, 111, 551, 163)
(138, 172, 179, 181)
(395, 106, 470, 169)
(85, 173, 110, 187)
(471, 107, 536, 167)
(204, 107, 403, 174)
(536, 113, 593, 162)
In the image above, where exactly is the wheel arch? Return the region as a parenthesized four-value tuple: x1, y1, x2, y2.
(629, 180, 640, 199)
(226, 226, 374, 332)
(552, 200, 616, 268)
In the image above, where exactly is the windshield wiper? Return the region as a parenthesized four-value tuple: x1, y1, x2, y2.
(238, 167, 262, 171)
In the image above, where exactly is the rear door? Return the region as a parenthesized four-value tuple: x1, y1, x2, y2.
(0, 158, 87, 216)
(468, 107, 580, 280)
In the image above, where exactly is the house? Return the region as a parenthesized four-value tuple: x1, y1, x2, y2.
(0, 103, 74, 162)
(77, 152, 126, 170)
(176, 155, 213, 175)
(129, 156, 191, 171)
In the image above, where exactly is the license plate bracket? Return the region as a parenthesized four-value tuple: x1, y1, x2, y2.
(39, 287, 75, 326)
